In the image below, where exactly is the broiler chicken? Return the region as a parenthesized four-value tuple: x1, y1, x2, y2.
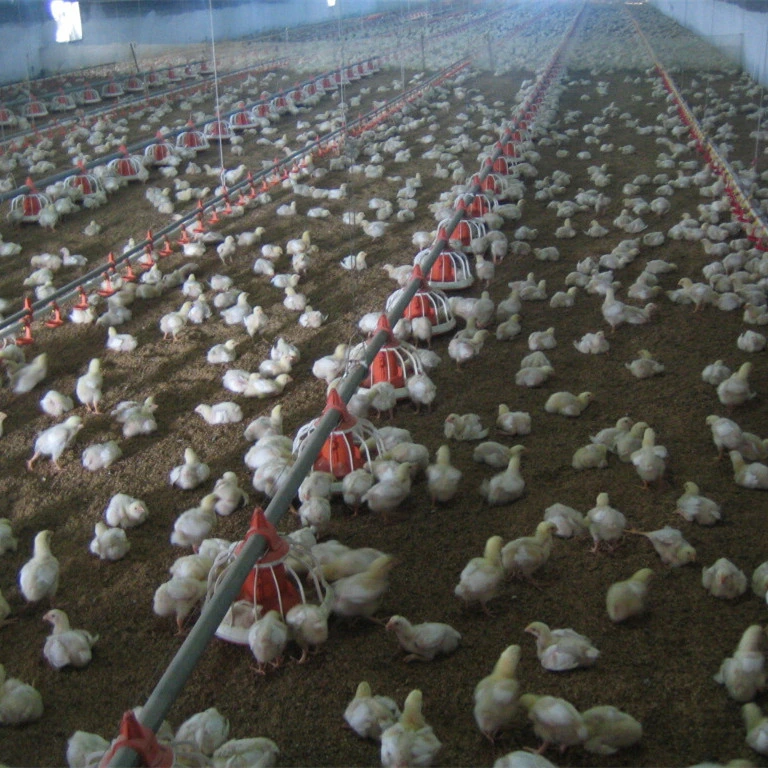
(212, 472, 248, 516)
(248, 609, 289, 673)
(8, 352, 48, 394)
(480, 451, 525, 506)
(524, 622, 600, 671)
(425, 445, 462, 507)
(285, 600, 331, 663)
(27, 415, 83, 470)
(42, 609, 99, 669)
(153, 575, 207, 633)
(344, 681, 400, 741)
(473, 645, 521, 743)
(627, 526, 696, 567)
(0, 664, 43, 725)
(581, 705, 643, 755)
(171, 494, 217, 549)
(169, 447, 211, 490)
(89, 522, 130, 561)
(104, 493, 148, 528)
(385, 614, 461, 662)
(454, 535, 505, 613)
(702, 557, 747, 599)
(18, 529, 59, 604)
(519, 693, 588, 754)
(212, 738, 280, 768)
(606, 568, 654, 622)
(714, 625, 767, 702)
(380, 690, 441, 768)
(175, 707, 230, 757)
(330, 554, 395, 620)
(501, 522, 556, 580)
(76, 358, 103, 413)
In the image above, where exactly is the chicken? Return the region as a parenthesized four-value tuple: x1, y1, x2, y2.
(285, 600, 331, 664)
(606, 568, 654, 622)
(406, 373, 436, 412)
(66, 730, 110, 767)
(581, 705, 643, 755)
(194, 402, 243, 425)
(572, 443, 609, 470)
(89, 522, 130, 561)
(630, 427, 667, 487)
(496, 405, 532, 436)
(159, 301, 191, 340)
(175, 707, 230, 757)
(42, 609, 99, 669)
(702, 360, 732, 386)
(519, 693, 588, 754)
(40, 389, 75, 417)
(714, 625, 767, 702)
(524, 622, 600, 671)
(27, 415, 83, 470)
(0, 664, 43, 725)
(625, 349, 665, 379)
(81, 440, 122, 471)
(601, 287, 656, 331)
(586, 492, 626, 552)
(717, 362, 756, 409)
(473, 645, 521, 742)
(248, 609, 289, 673)
(8, 352, 48, 394)
(341, 469, 375, 516)
(105, 493, 149, 528)
(730, 450, 768, 490)
(212, 472, 248, 516)
(311, 344, 349, 383)
(501, 522, 556, 580)
(106, 326, 138, 353)
(481, 451, 526, 506)
(111, 396, 158, 438)
(169, 447, 211, 490)
(212, 737, 280, 768)
(75, 358, 103, 413)
(543, 503, 588, 539)
(473, 442, 522, 469)
(18, 529, 59, 604)
(544, 391, 593, 417)
(675, 481, 722, 525)
(447, 329, 490, 368)
(361, 464, 411, 521)
(380, 690, 442, 768)
(454, 535, 505, 613)
(171, 494, 217, 549)
(491, 751, 557, 768)
(153, 575, 207, 633)
(444, 412, 488, 441)
(344, 681, 400, 741)
(702, 558, 747, 599)
(243, 404, 283, 442)
(385, 615, 461, 662)
(330, 554, 395, 620)
(207, 339, 238, 364)
(743, 702, 768, 756)
(628, 526, 696, 566)
(706, 415, 745, 459)
(0, 517, 18, 555)
(425, 445, 462, 507)
(615, 420, 650, 462)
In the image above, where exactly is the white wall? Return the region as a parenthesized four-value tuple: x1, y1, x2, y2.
(0, 0, 381, 84)
(649, 0, 768, 85)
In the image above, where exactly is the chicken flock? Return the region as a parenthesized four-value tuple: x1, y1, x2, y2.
(2, 1, 768, 766)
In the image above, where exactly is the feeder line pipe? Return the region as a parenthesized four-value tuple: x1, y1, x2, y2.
(0, 59, 469, 341)
(107, 45, 565, 767)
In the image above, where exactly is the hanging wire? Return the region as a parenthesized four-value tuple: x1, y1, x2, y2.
(207, 0, 227, 187)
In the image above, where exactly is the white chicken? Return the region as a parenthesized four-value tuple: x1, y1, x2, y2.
(40, 389, 75, 417)
(630, 427, 667, 487)
(171, 494, 217, 549)
(169, 448, 211, 490)
(105, 493, 149, 528)
(175, 707, 230, 756)
(380, 690, 441, 768)
(675, 481, 721, 526)
(454, 535, 505, 614)
(194, 402, 243, 425)
(27, 415, 83, 470)
(285, 600, 331, 664)
(81, 440, 122, 471)
(42, 609, 99, 669)
(89, 522, 130, 561)
(702, 558, 747, 599)
(330, 554, 395, 620)
(524, 621, 600, 671)
(248, 609, 289, 673)
(385, 615, 461, 662)
(714, 625, 767, 702)
(473, 645, 521, 743)
(153, 575, 207, 633)
(425, 445, 462, 507)
(0, 664, 43, 725)
(480, 451, 525, 506)
(344, 681, 400, 741)
(519, 694, 588, 753)
(76, 358, 103, 413)
(212, 472, 248, 516)
(18, 529, 59, 604)
(606, 568, 654, 622)
(212, 738, 280, 768)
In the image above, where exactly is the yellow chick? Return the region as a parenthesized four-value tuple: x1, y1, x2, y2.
(714, 625, 767, 702)
(381, 690, 441, 768)
(615, 421, 649, 462)
(454, 535, 505, 614)
(572, 443, 609, 470)
(743, 702, 768, 756)
(582, 705, 643, 755)
(606, 568, 654, 622)
(544, 391, 594, 417)
(385, 615, 461, 662)
(519, 693, 588, 753)
(344, 681, 400, 741)
(496, 405, 532, 436)
(730, 450, 768, 490)
(425, 445, 462, 507)
(480, 451, 525, 506)
(702, 558, 747, 599)
(501, 522, 556, 580)
(330, 555, 396, 620)
(676, 481, 722, 526)
(473, 645, 521, 742)
(630, 427, 667, 487)
(524, 622, 600, 672)
(627, 526, 696, 567)
(717, 362, 756, 409)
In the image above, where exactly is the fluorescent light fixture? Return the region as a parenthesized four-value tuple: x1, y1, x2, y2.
(50, 0, 83, 43)
(327, 0, 337, 7)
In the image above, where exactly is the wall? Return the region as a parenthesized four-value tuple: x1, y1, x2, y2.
(0, 0, 382, 84)
(649, 0, 768, 85)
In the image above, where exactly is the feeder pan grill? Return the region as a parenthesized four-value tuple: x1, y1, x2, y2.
(10, 190, 50, 223)
(253, 102, 275, 120)
(385, 273, 456, 335)
(437, 215, 487, 250)
(454, 191, 494, 219)
(79, 87, 101, 105)
(270, 95, 293, 115)
(414, 248, 474, 291)
(22, 100, 48, 118)
(0, 107, 16, 127)
(101, 81, 124, 98)
(50, 93, 76, 111)
(209, 508, 334, 646)
(108, 153, 144, 181)
(124, 76, 145, 92)
(65, 171, 103, 200)
(166, 68, 183, 82)
(347, 316, 426, 401)
(203, 120, 233, 142)
(229, 109, 259, 131)
(176, 128, 209, 153)
(144, 139, 176, 166)
(146, 71, 164, 87)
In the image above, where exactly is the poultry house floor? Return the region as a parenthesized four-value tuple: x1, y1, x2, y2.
(2, 47, 768, 768)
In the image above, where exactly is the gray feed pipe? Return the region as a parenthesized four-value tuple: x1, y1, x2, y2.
(0, 59, 462, 342)
(106, 53, 569, 767)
